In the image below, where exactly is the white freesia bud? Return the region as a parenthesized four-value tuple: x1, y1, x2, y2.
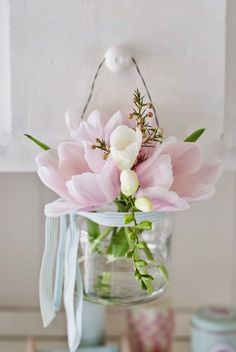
(135, 196, 153, 212)
(110, 125, 142, 170)
(120, 170, 139, 196)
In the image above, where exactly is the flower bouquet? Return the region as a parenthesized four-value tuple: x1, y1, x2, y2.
(26, 89, 221, 350)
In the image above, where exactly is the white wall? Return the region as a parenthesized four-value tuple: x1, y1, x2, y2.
(0, 1, 235, 351)
(0, 0, 11, 139)
(0, 0, 226, 171)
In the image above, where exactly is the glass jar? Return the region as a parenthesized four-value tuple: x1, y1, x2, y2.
(78, 212, 172, 306)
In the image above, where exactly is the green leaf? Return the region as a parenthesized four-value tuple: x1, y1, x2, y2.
(94, 272, 111, 297)
(134, 269, 141, 280)
(142, 277, 154, 294)
(126, 251, 133, 258)
(136, 242, 145, 249)
(141, 274, 154, 280)
(24, 134, 50, 150)
(114, 195, 132, 212)
(123, 213, 134, 224)
(137, 241, 154, 261)
(184, 128, 205, 142)
(125, 228, 137, 251)
(114, 199, 131, 212)
(107, 227, 129, 257)
(100, 272, 111, 285)
(141, 280, 147, 291)
(135, 259, 148, 267)
(134, 227, 143, 235)
(86, 219, 100, 242)
(138, 220, 152, 231)
(142, 244, 154, 261)
(157, 264, 169, 281)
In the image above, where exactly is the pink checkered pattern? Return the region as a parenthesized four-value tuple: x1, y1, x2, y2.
(127, 307, 174, 352)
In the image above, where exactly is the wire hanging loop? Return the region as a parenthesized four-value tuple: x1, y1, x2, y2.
(81, 57, 159, 127)
(80, 58, 105, 121)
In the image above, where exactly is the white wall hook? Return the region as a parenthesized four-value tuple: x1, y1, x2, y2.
(105, 46, 132, 73)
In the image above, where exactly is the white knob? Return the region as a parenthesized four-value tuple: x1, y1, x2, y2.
(105, 46, 132, 73)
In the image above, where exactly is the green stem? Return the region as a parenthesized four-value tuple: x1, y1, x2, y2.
(130, 198, 138, 226)
(90, 227, 113, 253)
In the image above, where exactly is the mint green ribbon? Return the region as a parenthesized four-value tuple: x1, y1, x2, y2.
(39, 213, 83, 352)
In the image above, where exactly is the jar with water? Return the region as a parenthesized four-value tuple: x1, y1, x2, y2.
(78, 211, 172, 306)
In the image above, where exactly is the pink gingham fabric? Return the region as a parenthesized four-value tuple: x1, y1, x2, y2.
(127, 306, 174, 352)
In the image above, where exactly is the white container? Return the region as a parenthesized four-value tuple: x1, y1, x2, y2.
(191, 306, 236, 352)
(81, 301, 106, 346)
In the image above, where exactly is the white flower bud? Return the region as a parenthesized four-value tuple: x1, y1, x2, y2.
(135, 196, 153, 212)
(110, 125, 142, 170)
(120, 170, 139, 196)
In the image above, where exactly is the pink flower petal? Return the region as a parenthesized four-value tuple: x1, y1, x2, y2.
(104, 110, 135, 139)
(44, 201, 81, 217)
(58, 142, 89, 179)
(36, 149, 58, 168)
(83, 141, 106, 173)
(192, 158, 222, 185)
(172, 158, 222, 201)
(138, 186, 189, 211)
(36, 143, 91, 204)
(67, 158, 120, 210)
(68, 173, 108, 204)
(86, 110, 110, 132)
(136, 152, 173, 189)
(160, 138, 203, 176)
(74, 120, 98, 143)
(37, 167, 72, 201)
(182, 184, 216, 202)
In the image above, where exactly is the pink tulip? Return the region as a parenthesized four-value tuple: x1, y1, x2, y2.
(36, 142, 121, 216)
(136, 137, 222, 211)
(36, 110, 222, 216)
(69, 110, 135, 173)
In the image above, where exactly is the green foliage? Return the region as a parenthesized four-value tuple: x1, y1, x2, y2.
(157, 264, 169, 281)
(123, 213, 134, 224)
(134, 269, 141, 280)
(114, 199, 132, 212)
(94, 272, 111, 297)
(103, 191, 167, 295)
(86, 219, 100, 243)
(138, 220, 152, 230)
(90, 226, 113, 253)
(137, 241, 154, 261)
(184, 128, 205, 142)
(141, 276, 154, 295)
(125, 227, 137, 252)
(135, 259, 148, 267)
(114, 194, 132, 212)
(107, 228, 129, 257)
(24, 134, 50, 150)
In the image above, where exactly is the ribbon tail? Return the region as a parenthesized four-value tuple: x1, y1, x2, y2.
(74, 262, 83, 349)
(39, 217, 59, 327)
(53, 214, 68, 312)
(64, 214, 83, 352)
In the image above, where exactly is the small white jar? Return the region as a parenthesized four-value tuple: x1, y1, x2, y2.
(191, 306, 236, 352)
